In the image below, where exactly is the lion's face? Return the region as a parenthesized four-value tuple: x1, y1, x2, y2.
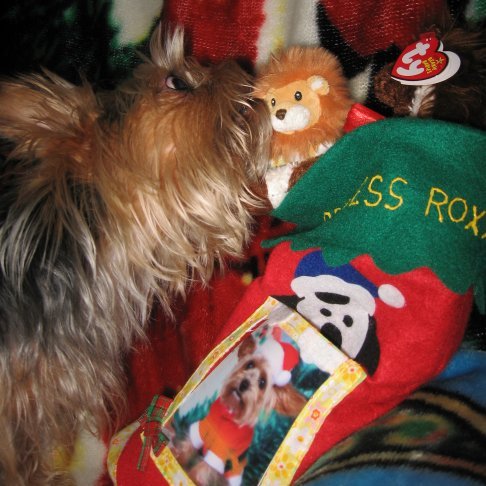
(263, 76, 329, 134)
(254, 47, 352, 163)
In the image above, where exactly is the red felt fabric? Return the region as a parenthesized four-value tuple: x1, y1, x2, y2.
(116, 432, 162, 485)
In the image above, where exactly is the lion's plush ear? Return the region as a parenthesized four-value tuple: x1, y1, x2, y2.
(307, 75, 329, 95)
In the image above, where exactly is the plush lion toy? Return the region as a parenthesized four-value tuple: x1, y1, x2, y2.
(254, 46, 352, 207)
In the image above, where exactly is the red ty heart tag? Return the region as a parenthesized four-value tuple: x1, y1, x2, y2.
(391, 32, 461, 85)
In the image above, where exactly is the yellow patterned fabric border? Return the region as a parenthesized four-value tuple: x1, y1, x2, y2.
(261, 359, 366, 484)
(151, 446, 193, 485)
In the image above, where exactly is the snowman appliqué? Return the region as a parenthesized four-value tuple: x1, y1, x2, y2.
(277, 251, 406, 375)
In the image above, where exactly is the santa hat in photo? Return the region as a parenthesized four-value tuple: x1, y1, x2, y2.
(257, 327, 300, 387)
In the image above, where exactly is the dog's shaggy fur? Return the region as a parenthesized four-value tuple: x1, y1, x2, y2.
(0, 24, 271, 485)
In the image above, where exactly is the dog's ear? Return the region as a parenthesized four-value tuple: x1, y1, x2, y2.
(0, 73, 58, 146)
(0, 72, 97, 160)
(237, 336, 256, 358)
(273, 384, 307, 418)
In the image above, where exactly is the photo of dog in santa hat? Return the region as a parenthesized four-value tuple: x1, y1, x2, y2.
(164, 323, 322, 485)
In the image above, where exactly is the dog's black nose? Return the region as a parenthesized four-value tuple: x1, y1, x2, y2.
(275, 109, 287, 120)
(239, 379, 250, 393)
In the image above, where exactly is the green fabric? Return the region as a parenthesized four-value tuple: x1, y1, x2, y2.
(265, 118, 486, 309)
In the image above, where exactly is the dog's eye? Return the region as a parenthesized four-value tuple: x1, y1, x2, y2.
(245, 360, 255, 370)
(271, 98, 276, 107)
(258, 377, 267, 390)
(165, 75, 190, 91)
(294, 91, 302, 101)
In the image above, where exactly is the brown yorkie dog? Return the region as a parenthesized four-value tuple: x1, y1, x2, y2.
(0, 23, 271, 485)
